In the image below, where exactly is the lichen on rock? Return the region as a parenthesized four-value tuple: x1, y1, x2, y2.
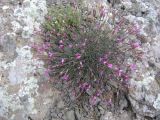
(0, 0, 51, 119)
(0, 0, 160, 120)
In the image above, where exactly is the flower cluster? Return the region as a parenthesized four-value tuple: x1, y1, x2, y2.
(33, 3, 142, 109)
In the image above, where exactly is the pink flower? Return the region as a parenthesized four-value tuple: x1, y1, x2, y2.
(117, 37, 124, 43)
(48, 52, 54, 58)
(100, 9, 105, 18)
(59, 45, 64, 50)
(43, 43, 51, 50)
(96, 23, 101, 29)
(130, 64, 136, 71)
(82, 42, 86, 47)
(62, 74, 69, 81)
(99, 57, 103, 62)
(80, 61, 83, 67)
(57, 33, 61, 36)
(116, 69, 123, 77)
(105, 98, 112, 106)
(122, 74, 129, 81)
(85, 85, 91, 91)
(113, 25, 120, 34)
(80, 82, 91, 91)
(100, 6, 106, 18)
(96, 90, 102, 97)
(59, 40, 64, 44)
(61, 58, 65, 65)
(75, 53, 81, 59)
(131, 42, 140, 49)
(104, 54, 108, 59)
(69, 44, 73, 48)
(128, 24, 140, 34)
(107, 63, 113, 68)
(63, 33, 67, 38)
(44, 68, 50, 77)
(89, 96, 98, 106)
(31, 42, 37, 49)
(103, 61, 107, 65)
(37, 46, 45, 54)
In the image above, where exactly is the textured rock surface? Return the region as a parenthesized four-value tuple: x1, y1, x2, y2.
(121, 0, 160, 119)
(0, 0, 59, 120)
(0, 0, 160, 120)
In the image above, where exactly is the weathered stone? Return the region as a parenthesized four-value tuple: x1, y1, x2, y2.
(57, 100, 65, 109)
(65, 110, 75, 120)
(0, 0, 53, 119)
(0, 34, 17, 61)
(0, 0, 160, 120)
(101, 111, 132, 120)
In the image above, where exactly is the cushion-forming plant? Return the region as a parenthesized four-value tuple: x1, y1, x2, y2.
(33, 2, 143, 114)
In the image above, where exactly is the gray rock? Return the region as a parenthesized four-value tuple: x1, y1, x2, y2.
(0, 34, 17, 61)
(98, 105, 105, 115)
(155, 71, 160, 86)
(57, 100, 65, 109)
(19, 95, 28, 103)
(0, 0, 160, 120)
(65, 110, 75, 120)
